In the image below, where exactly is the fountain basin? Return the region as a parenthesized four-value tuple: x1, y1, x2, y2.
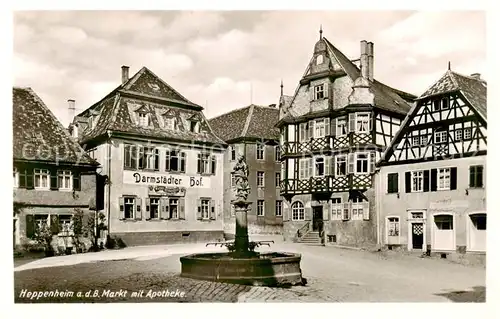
(180, 252, 303, 286)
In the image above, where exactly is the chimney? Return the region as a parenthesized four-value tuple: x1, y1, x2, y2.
(67, 99, 76, 123)
(121, 65, 130, 84)
(470, 73, 481, 80)
(367, 42, 374, 81)
(360, 40, 368, 79)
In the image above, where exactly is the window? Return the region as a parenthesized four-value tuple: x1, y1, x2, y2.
(421, 136, 428, 146)
(197, 153, 216, 175)
(257, 200, 265, 216)
(169, 198, 179, 219)
(59, 215, 73, 235)
(356, 113, 370, 133)
(335, 155, 347, 176)
(275, 172, 281, 188)
(34, 169, 50, 190)
(464, 128, 472, 140)
(336, 117, 347, 136)
(166, 150, 186, 173)
(351, 197, 364, 220)
(470, 214, 486, 230)
(291, 201, 305, 220)
(275, 200, 282, 216)
(356, 153, 369, 174)
(438, 168, 451, 190)
(34, 215, 49, 236)
(387, 173, 399, 194)
(299, 158, 311, 180)
(316, 54, 324, 65)
(388, 217, 400, 236)
(411, 171, 424, 192)
(124, 144, 137, 169)
(256, 143, 264, 160)
(189, 121, 199, 133)
(314, 119, 325, 138)
(331, 198, 342, 220)
(137, 146, 145, 169)
(434, 215, 453, 230)
(230, 146, 236, 161)
(455, 129, 463, 141)
(145, 147, 160, 171)
(469, 165, 484, 188)
(200, 199, 210, 219)
(257, 171, 265, 187)
(412, 136, 420, 147)
(433, 100, 440, 111)
(149, 198, 160, 219)
(138, 112, 149, 127)
(442, 98, 449, 109)
(57, 170, 73, 190)
(434, 130, 447, 144)
(275, 145, 280, 162)
(124, 197, 135, 219)
(315, 157, 325, 176)
(13, 168, 19, 188)
(163, 117, 175, 130)
(314, 84, 324, 100)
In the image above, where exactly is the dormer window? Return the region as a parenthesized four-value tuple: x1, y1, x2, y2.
(314, 84, 325, 100)
(163, 117, 176, 130)
(190, 120, 199, 133)
(137, 112, 149, 127)
(316, 55, 324, 65)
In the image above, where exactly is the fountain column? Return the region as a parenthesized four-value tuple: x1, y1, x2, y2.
(233, 200, 251, 255)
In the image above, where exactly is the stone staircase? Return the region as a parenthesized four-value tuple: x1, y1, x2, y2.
(298, 231, 322, 245)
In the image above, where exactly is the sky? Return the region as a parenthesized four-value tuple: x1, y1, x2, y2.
(13, 10, 486, 126)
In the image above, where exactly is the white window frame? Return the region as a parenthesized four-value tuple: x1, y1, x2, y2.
(256, 143, 265, 160)
(57, 170, 73, 190)
(58, 215, 73, 236)
(163, 117, 175, 130)
(257, 171, 265, 187)
(314, 84, 325, 100)
(412, 136, 420, 147)
(387, 216, 400, 237)
(124, 197, 136, 219)
(437, 168, 451, 191)
(291, 201, 305, 221)
(314, 119, 326, 138)
(314, 156, 325, 177)
(434, 130, 447, 144)
(189, 120, 200, 133)
(138, 112, 149, 127)
(13, 168, 19, 188)
(455, 129, 463, 141)
(464, 127, 472, 140)
(169, 198, 179, 219)
(275, 200, 282, 217)
(316, 54, 324, 65)
(336, 118, 347, 136)
(420, 135, 428, 146)
(299, 158, 310, 180)
(257, 200, 265, 216)
(331, 198, 342, 220)
(145, 147, 159, 171)
(149, 198, 160, 219)
(34, 169, 50, 190)
(201, 199, 210, 219)
(351, 197, 364, 220)
(411, 171, 424, 192)
(355, 113, 370, 133)
(335, 155, 347, 177)
(355, 152, 369, 174)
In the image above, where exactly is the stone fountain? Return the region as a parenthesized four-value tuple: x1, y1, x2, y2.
(180, 156, 303, 286)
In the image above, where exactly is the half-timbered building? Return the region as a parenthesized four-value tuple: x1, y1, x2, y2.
(376, 69, 487, 263)
(71, 66, 226, 246)
(277, 30, 415, 247)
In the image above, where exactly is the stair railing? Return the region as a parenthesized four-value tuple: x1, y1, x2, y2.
(296, 221, 310, 239)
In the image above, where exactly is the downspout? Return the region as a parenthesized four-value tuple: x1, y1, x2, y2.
(375, 166, 381, 249)
(106, 130, 112, 235)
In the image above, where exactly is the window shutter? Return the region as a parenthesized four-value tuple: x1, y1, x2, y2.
(325, 157, 331, 176)
(211, 155, 217, 175)
(310, 86, 315, 101)
(430, 169, 437, 192)
(368, 112, 373, 132)
(180, 153, 186, 173)
(369, 152, 376, 174)
(138, 146, 144, 169)
(197, 199, 202, 220)
(26, 169, 34, 189)
(299, 123, 305, 142)
(349, 113, 356, 132)
(342, 202, 350, 220)
(387, 174, 392, 193)
(179, 198, 185, 220)
(363, 202, 370, 220)
(50, 215, 60, 234)
(424, 170, 430, 192)
(161, 198, 170, 220)
(305, 207, 312, 221)
(450, 167, 457, 190)
(299, 160, 305, 179)
(119, 197, 125, 220)
(154, 149, 160, 170)
(131, 145, 137, 169)
(165, 150, 170, 171)
(19, 169, 27, 188)
(308, 121, 314, 140)
(50, 170, 58, 190)
(26, 215, 35, 239)
(405, 172, 411, 193)
(348, 153, 355, 174)
(210, 200, 216, 220)
(197, 154, 201, 174)
(331, 119, 337, 137)
(135, 198, 142, 220)
(469, 166, 474, 188)
(308, 158, 313, 178)
(477, 166, 484, 187)
(323, 83, 329, 98)
(73, 172, 81, 191)
(146, 198, 150, 215)
(325, 118, 331, 136)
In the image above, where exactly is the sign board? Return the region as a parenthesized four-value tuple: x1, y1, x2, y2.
(123, 171, 211, 188)
(429, 199, 469, 210)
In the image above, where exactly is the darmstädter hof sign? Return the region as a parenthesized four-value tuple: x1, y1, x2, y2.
(123, 171, 211, 188)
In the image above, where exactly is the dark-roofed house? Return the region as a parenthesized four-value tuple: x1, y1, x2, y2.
(376, 69, 487, 264)
(209, 104, 283, 237)
(13, 87, 99, 250)
(276, 31, 416, 247)
(71, 66, 226, 246)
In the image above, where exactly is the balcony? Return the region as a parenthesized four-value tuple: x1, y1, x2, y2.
(281, 133, 372, 157)
(280, 174, 372, 195)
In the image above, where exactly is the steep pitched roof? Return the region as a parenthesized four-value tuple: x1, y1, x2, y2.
(208, 104, 280, 142)
(13, 87, 97, 166)
(323, 38, 415, 115)
(418, 70, 487, 119)
(76, 67, 225, 146)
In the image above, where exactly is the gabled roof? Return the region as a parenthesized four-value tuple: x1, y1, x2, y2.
(418, 70, 487, 119)
(13, 87, 97, 166)
(208, 104, 280, 142)
(76, 67, 225, 146)
(379, 69, 487, 165)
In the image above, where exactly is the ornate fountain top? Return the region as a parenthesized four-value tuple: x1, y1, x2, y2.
(232, 155, 250, 202)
